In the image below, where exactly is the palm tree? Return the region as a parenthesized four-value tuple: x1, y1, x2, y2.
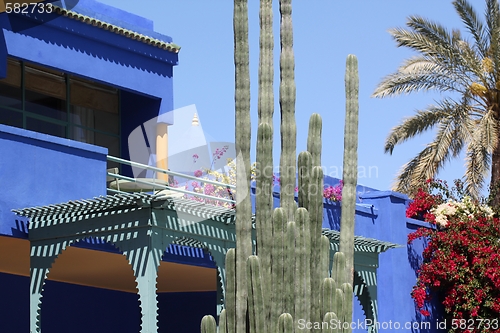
(373, 0, 500, 203)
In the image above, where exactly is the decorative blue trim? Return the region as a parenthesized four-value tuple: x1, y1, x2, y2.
(360, 190, 409, 201)
(406, 218, 437, 230)
(0, 124, 107, 155)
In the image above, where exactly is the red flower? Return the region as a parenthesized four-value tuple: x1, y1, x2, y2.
(420, 309, 430, 317)
(407, 179, 500, 331)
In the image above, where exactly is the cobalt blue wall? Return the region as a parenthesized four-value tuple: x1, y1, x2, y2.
(158, 291, 217, 333)
(0, 273, 217, 333)
(358, 192, 445, 332)
(0, 273, 29, 333)
(0, 0, 179, 232)
(41, 280, 142, 333)
(0, 125, 107, 238)
(1, 0, 177, 158)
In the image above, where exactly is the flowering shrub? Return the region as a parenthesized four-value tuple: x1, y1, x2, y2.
(407, 179, 500, 331)
(406, 187, 442, 220)
(183, 145, 234, 208)
(188, 155, 346, 208)
(189, 158, 237, 209)
(323, 180, 343, 202)
(191, 145, 229, 172)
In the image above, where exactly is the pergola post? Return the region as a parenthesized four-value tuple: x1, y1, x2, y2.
(29, 240, 69, 333)
(128, 246, 161, 333)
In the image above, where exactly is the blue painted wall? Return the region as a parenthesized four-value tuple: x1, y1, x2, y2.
(1, 0, 177, 151)
(0, 125, 107, 238)
(0, 273, 29, 333)
(41, 279, 142, 333)
(158, 291, 217, 333)
(0, 272, 217, 333)
(0, 0, 180, 231)
(73, 238, 217, 269)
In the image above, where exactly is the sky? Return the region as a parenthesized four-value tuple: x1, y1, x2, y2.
(96, 0, 487, 193)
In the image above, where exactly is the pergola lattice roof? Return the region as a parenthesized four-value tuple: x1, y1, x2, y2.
(13, 193, 400, 254)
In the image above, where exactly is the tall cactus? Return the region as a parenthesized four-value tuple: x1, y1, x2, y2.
(278, 0, 297, 222)
(255, 1, 274, 329)
(339, 54, 359, 291)
(201, 1, 359, 333)
(233, 0, 252, 332)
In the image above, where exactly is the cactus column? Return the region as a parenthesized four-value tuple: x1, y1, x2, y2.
(255, 3, 274, 329)
(233, 1, 252, 333)
(338, 54, 359, 332)
(202, 0, 360, 332)
(278, 0, 297, 221)
(339, 54, 359, 289)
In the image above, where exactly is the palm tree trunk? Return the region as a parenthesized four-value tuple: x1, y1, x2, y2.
(490, 114, 500, 208)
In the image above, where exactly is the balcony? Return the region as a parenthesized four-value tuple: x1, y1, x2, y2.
(105, 155, 237, 209)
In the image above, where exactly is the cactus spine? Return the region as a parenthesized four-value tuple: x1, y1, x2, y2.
(202, 1, 359, 332)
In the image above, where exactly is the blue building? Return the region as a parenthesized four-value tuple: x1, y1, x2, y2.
(0, 1, 441, 332)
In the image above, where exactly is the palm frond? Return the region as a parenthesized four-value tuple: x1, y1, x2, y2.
(392, 110, 467, 194)
(386, 15, 487, 91)
(378, 0, 500, 197)
(372, 65, 465, 97)
(393, 145, 444, 194)
(389, 24, 458, 67)
(485, 0, 500, 39)
(454, 0, 488, 57)
(485, 0, 500, 73)
(465, 141, 491, 200)
(401, 16, 475, 70)
(464, 109, 498, 198)
(474, 108, 499, 152)
(454, 39, 489, 87)
(392, 147, 433, 194)
(384, 107, 451, 154)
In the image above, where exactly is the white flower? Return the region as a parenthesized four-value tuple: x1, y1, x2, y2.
(435, 214, 449, 227)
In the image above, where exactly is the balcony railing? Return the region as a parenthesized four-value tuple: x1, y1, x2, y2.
(106, 155, 236, 205)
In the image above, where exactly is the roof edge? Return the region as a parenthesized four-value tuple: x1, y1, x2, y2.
(53, 6, 181, 53)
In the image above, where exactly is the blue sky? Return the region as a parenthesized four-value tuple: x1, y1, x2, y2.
(98, 0, 487, 193)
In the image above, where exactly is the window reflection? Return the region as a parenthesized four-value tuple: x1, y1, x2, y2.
(0, 58, 121, 159)
(0, 107, 22, 128)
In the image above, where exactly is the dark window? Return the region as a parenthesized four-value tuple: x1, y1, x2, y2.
(0, 59, 22, 110)
(0, 107, 22, 128)
(26, 116, 66, 138)
(0, 58, 121, 159)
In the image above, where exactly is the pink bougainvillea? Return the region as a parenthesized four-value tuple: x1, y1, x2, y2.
(323, 180, 343, 202)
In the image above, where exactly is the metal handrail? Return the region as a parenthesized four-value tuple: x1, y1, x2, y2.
(107, 155, 236, 189)
(106, 155, 236, 204)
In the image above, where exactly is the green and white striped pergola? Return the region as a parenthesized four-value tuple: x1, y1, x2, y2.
(14, 192, 399, 333)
